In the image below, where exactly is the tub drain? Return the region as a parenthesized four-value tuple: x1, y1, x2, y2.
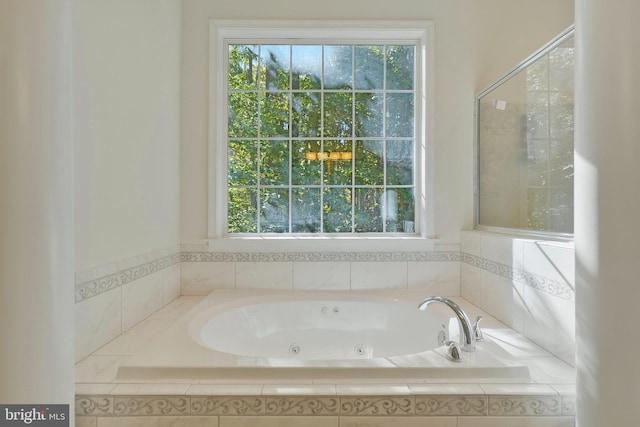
(354, 345, 367, 356)
(289, 344, 301, 355)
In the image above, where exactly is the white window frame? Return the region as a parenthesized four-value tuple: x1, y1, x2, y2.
(208, 20, 435, 252)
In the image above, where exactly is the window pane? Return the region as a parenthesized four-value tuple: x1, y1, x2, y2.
(228, 140, 257, 186)
(398, 188, 416, 233)
(323, 92, 353, 137)
(292, 92, 321, 137)
(386, 45, 414, 90)
(386, 140, 414, 185)
(229, 45, 258, 90)
(260, 45, 290, 90)
(292, 188, 321, 233)
(355, 92, 383, 137)
(228, 188, 257, 233)
(323, 140, 352, 186)
(323, 188, 352, 232)
(292, 45, 322, 90)
(292, 140, 321, 185)
(355, 46, 384, 90)
(386, 93, 414, 137)
(260, 188, 289, 233)
(355, 140, 383, 185)
(385, 188, 415, 232)
(354, 188, 383, 232)
(260, 140, 289, 185)
(228, 92, 258, 137)
(260, 92, 289, 137)
(324, 45, 353, 90)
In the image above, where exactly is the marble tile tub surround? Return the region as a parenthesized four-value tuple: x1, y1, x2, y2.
(75, 296, 576, 427)
(75, 238, 575, 363)
(180, 243, 463, 295)
(75, 245, 182, 303)
(75, 245, 182, 361)
(460, 230, 575, 366)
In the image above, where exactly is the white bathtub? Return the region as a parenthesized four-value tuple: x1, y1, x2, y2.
(116, 290, 530, 381)
(189, 294, 443, 360)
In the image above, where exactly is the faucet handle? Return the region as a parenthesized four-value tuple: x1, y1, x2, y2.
(473, 316, 484, 342)
(445, 341, 463, 362)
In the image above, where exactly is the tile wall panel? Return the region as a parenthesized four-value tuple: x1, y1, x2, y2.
(460, 231, 575, 366)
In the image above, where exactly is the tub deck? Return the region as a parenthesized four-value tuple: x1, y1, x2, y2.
(75, 291, 576, 426)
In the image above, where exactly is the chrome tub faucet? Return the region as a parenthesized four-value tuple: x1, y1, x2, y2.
(418, 296, 482, 355)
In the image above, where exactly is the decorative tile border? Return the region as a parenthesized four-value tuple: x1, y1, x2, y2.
(265, 397, 339, 415)
(415, 395, 487, 416)
(462, 253, 574, 301)
(74, 248, 572, 303)
(75, 250, 460, 302)
(75, 253, 180, 303)
(76, 395, 114, 416)
(340, 396, 413, 416)
(488, 395, 562, 416)
(76, 394, 574, 419)
(113, 396, 189, 416)
(562, 395, 576, 416)
(180, 251, 461, 263)
(190, 396, 264, 415)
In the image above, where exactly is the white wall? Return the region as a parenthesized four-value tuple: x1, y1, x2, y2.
(74, 0, 182, 271)
(72, 0, 183, 361)
(180, 0, 574, 245)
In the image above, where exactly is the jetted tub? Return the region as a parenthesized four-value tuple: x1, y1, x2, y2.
(116, 290, 530, 381)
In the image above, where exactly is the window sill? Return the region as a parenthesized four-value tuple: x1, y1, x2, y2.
(205, 235, 436, 253)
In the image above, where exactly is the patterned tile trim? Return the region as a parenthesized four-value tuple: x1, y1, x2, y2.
(414, 395, 487, 416)
(190, 396, 264, 415)
(180, 251, 461, 263)
(265, 397, 339, 415)
(75, 396, 114, 416)
(340, 396, 414, 416)
(562, 395, 576, 416)
(113, 396, 189, 416)
(75, 253, 180, 303)
(488, 395, 562, 416)
(76, 394, 574, 418)
(462, 253, 574, 301)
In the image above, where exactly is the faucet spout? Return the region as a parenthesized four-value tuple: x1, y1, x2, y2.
(418, 296, 475, 352)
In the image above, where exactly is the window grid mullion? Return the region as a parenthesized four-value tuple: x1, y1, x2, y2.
(351, 44, 356, 233)
(256, 45, 262, 233)
(382, 45, 388, 233)
(319, 45, 325, 233)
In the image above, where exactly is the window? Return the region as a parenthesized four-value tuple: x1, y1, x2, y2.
(210, 21, 433, 242)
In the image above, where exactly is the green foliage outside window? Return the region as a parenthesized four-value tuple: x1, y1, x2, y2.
(227, 43, 417, 234)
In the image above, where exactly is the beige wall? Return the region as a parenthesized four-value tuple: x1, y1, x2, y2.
(180, 0, 574, 245)
(73, 0, 182, 270)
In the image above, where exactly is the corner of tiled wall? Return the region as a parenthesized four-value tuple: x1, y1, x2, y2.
(460, 229, 575, 366)
(74, 245, 182, 362)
